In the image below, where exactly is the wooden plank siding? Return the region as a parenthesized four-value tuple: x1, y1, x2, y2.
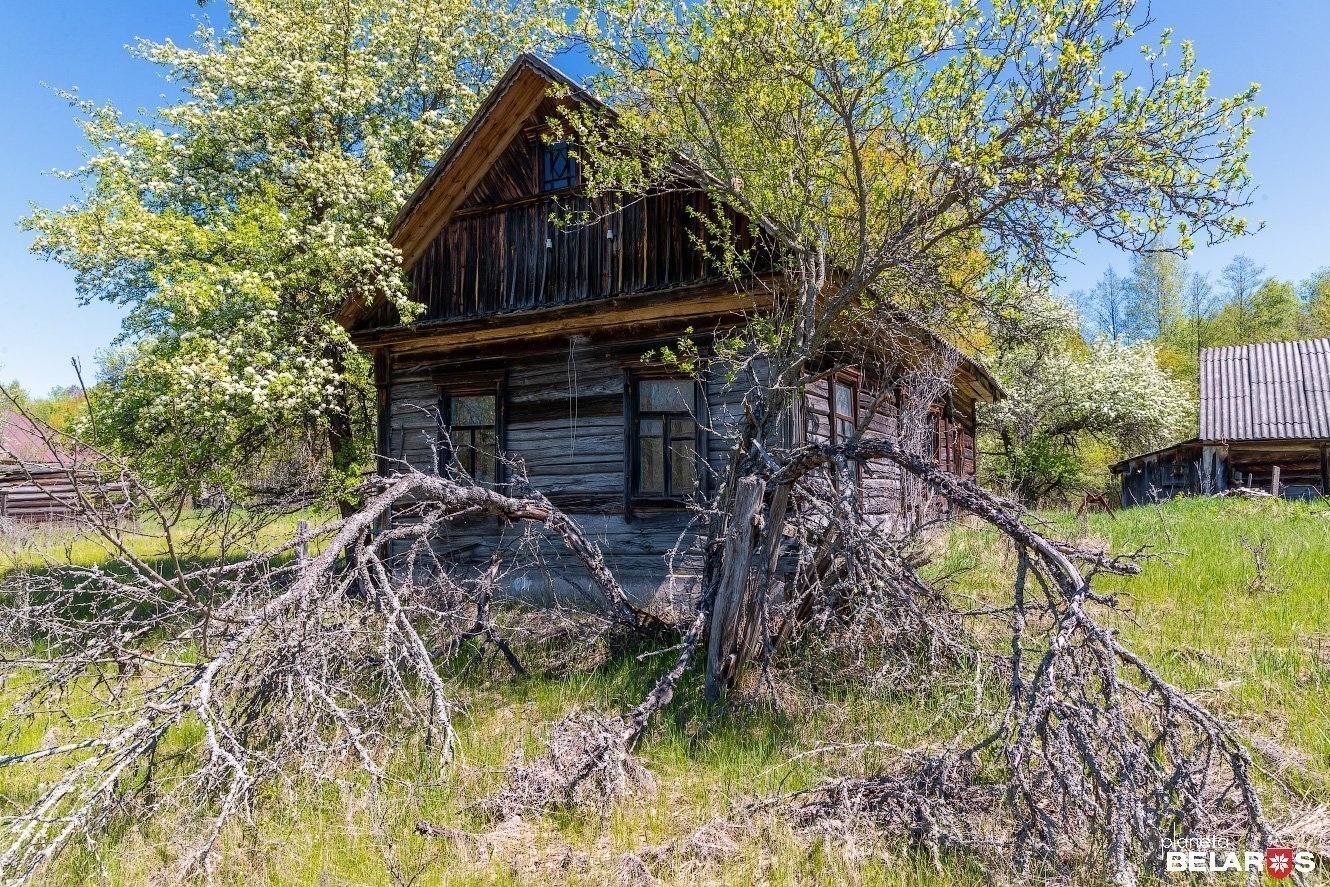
(358, 120, 771, 331)
(383, 346, 752, 604)
(403, 189, 762, 324)
(0, 465, 128, 523)
(380, 340, 982, 603)
(801, 377, 976, 527)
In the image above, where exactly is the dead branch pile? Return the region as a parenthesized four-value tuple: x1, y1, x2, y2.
(783, 754, 1002, 867)
(482, 709, 654, 819)
(0, 456, 651, 883)
(761, 437, 1276, 884)
(0, 415, 1288, 886)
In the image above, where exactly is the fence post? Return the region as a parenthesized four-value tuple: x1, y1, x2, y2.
(1271, 465, 1281, 498)
(296, 519, 309, 569)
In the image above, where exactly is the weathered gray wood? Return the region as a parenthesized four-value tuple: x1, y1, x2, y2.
(704, 476, 766, 700)
(380, 342, 984, 603)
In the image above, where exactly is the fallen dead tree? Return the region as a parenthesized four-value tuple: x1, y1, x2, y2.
(760, 437, 1277, 884)
(0, 460, 661, 884)
(0, 425, 1285, 886)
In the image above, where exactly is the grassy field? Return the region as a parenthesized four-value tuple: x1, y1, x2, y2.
(0, 508, 327, 576)
(2, 496, 1328, 885)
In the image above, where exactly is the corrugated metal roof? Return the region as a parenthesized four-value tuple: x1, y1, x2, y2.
(1199, 337, 1330, 440)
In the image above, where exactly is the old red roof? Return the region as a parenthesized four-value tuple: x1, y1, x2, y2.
(0, 410, 66, 463)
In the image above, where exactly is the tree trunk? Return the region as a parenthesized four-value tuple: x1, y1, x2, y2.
(327, 408, 359, 519)
(704, 466, 797, 703)
(704, 475, 767, 700)
(327, 348, 362, 520)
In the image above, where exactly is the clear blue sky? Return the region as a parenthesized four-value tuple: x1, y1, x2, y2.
(2, 1, 1327, 393)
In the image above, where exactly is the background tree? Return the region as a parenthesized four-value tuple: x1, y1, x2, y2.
(1213, 253, 1268, 343)
(1301, 267, 1330, 336)
(980, 299, 1193, 502)
(1124, 250, 1185, 341)
(0, 382, 87, 432)
(1248, 277, 1302, 341)
(1079, 266, 1130, 339)
(23, 0, 562, 507)
(1176, 270, 1215, 381)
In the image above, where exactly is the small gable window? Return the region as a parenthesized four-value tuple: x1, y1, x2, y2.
(541, 141, 577, 191)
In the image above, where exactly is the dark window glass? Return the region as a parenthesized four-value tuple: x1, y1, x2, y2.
(639, 379, 693, 412)
(633, 379, 698, 500)
(671, 434, 698, 493)
(451, 395, 495, 426)
(638, 419, 665, 494)
(446, 393, 498, 483)
(830, 377, 858, 443)
(541, 141, 577, 191)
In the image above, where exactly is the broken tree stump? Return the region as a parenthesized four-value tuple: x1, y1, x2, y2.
(704, 475, 766, 701)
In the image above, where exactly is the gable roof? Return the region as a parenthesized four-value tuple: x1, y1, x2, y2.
(1, 410, 67, 463)
(1199, 337, 1330, 441)
(336, 54, 591, 330)
(392, 55, 591, 261)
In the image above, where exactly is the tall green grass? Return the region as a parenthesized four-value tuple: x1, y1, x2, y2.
(4, 496, 1327, 885)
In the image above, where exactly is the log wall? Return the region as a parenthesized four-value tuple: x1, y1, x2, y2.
(359, 127, 770, 331)
(1117, 440, 1330, 505)
(382, 342, 982, 604)
(0, 465, 127, 523)
(384, 343, 761, 605)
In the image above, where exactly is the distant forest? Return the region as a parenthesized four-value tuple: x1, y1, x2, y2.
(1075, 253, 1330, 386)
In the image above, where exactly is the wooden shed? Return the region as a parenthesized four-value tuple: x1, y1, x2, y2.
(338, 55, 1002, 603)
(1113, 337, 1330, 505)
(0, 411, 127, 523)
(0, 463, 120, 523)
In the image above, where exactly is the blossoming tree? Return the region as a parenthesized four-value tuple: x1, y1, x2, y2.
(24, 0, 562, 506)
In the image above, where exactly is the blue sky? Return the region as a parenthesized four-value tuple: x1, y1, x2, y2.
(2, 1, 1327, 393)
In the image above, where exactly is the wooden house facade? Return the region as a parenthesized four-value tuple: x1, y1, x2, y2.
(1113, 338, 1330, 505)
(339, 55, 1000, 603)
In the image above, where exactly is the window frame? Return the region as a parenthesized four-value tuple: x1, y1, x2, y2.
(436, 377, 505, 486)
(827, 372, 863, 487)
(540, 140, 578, 192)
(925, 408, 941, 464)
(625, 373, 704, 510)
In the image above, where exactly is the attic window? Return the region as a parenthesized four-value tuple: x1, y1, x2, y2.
(541, 141, 577, 191)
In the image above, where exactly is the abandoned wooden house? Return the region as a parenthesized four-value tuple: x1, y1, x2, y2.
(337, 55, 1001, 602)
(0, 410, 126, 523)
(1113, 337, 1330, 505)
